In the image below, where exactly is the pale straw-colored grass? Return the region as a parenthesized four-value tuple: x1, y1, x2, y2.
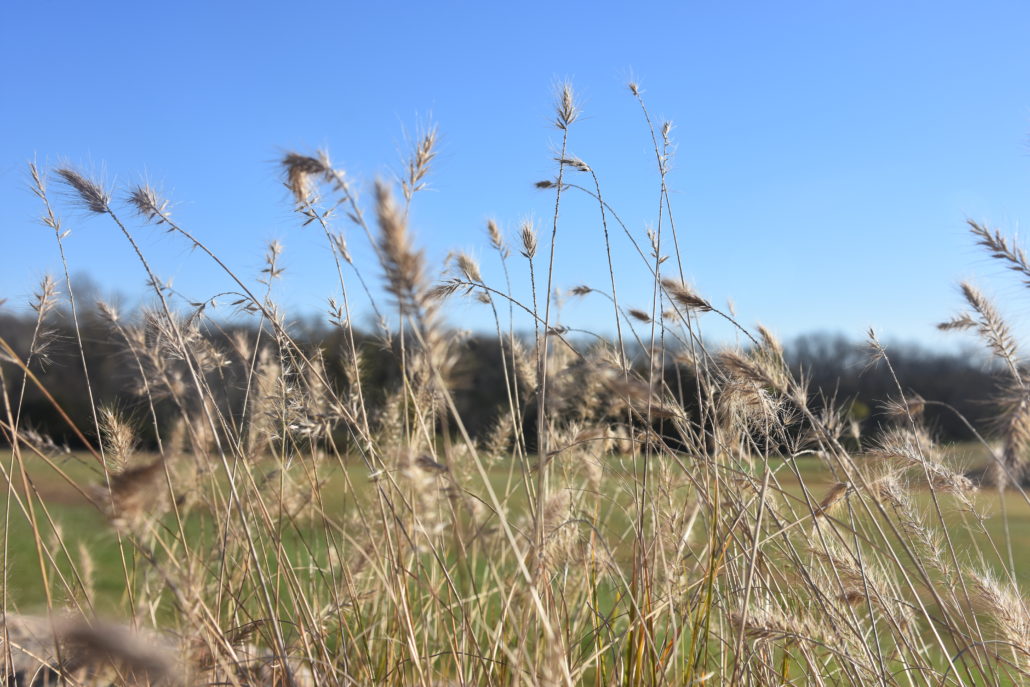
(3, 84, 1030, 687)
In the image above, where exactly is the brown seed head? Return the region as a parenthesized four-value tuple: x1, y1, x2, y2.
(960, 281, 1019, 362)
(376, 181, 429, 316)
(628, 308, 652, 323)
(99, 407, 137, 472)
(555, 156, 590, 172)
(31, 275, 59, 316)
(55, 168, 110, 214)
(757, 325, 784, 360)
(938, 313, 976, 331)
(333, 232, 353, 263)
(282, 152, 329, 205)
(403, 126, 439, 202)
(456, 253, 482, 283)
(520, 221, 538, 258)
(660, 278, 712, 312)
(486, 219, 508, 257)
(555, 83, 579, 130)
(126, 184, 170, 223)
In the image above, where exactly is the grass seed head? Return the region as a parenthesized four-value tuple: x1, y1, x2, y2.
(628, 308, 651, 323)
(519, 221, 538, 258)
(661, 278, 712, 312)
(456, 253, 482, 283)
(555, 82, 579, 130)
(282, 151, 330, 205)
(126, 184, 170, 223)
(55, 167, 110, 214)
(486, 219, 508, 257)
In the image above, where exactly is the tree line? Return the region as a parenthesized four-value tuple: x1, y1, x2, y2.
(0, 306, 1000, 452)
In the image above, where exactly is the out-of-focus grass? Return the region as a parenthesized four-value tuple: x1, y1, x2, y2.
(4, 444, 1030, 613)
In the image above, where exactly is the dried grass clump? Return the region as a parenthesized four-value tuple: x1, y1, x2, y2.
(7, 83, 1030, 687)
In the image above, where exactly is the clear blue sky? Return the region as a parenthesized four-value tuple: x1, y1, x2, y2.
(4, 1, 1030, 348)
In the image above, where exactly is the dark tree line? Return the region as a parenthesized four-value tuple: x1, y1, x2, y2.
(785, 333, 998, 441)
(0, 308, 1001, 451)
(0, 308, 522, 451)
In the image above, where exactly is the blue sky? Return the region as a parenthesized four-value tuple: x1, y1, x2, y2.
(4, 1, 1030, 348)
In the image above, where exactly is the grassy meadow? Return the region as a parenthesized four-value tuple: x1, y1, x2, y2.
(5, 84, 1030, 686)
(6, 446, 1030, 607)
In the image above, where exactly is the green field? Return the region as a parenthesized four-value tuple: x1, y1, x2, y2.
(5, 443, 1029, 613)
